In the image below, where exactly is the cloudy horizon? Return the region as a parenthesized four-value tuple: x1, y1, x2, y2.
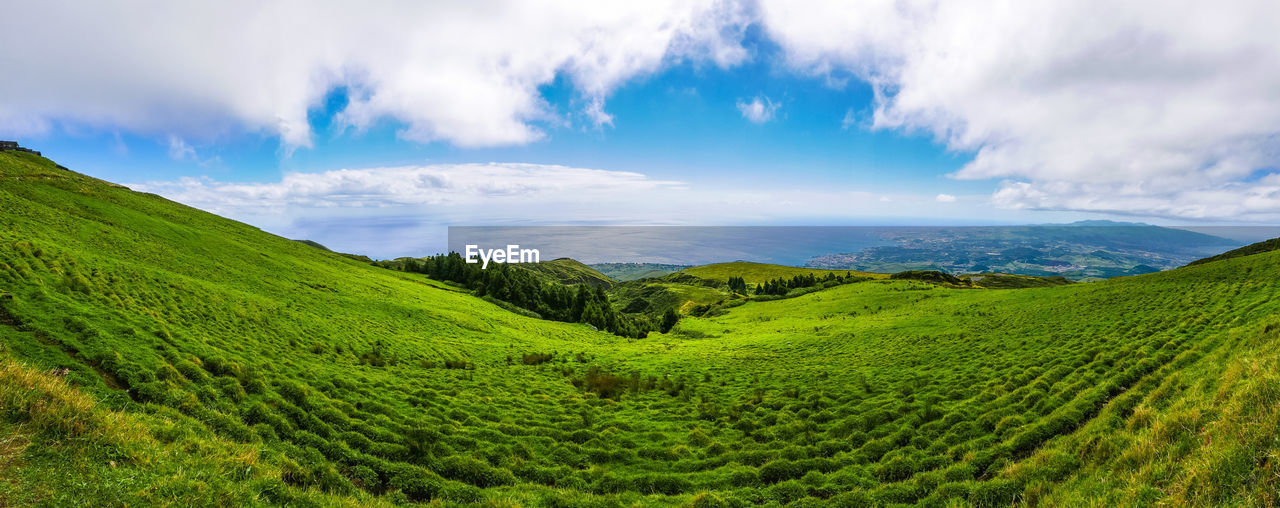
(5, 0, 1280, 255)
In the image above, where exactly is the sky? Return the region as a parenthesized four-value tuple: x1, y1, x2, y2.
(3, 1, 1280, 257)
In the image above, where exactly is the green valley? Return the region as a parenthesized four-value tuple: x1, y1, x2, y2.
(2, 150, 1279, 507)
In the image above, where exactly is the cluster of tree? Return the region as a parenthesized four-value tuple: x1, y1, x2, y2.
(378, 253, 652, 338)
(727, 276, 748, 293)
(754, 272, 862, 296)
(888, 270, 964, 285)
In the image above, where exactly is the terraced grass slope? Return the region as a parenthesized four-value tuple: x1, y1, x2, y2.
(2, 150, 1279, 506)
(681, 262, 887, 285)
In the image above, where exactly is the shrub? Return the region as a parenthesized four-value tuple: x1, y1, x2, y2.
(759, 459, 803, 484)
(350, 464, 380, 491)
(437, 455, 516, 487)
(636, 473, 692, 495)
(767, 480, 807, 505)
(970, 479, 1022, 507)
(386, 464, 442, 502)
(875, 455, 918, 483)
(689, 491, 731, 508)
(440, 482, 483, 503)
(828, 489, 875, 507)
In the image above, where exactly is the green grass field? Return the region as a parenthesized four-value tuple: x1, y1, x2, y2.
(2, 150, 1279, 506)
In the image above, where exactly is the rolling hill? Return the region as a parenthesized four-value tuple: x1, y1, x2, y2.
(516, 258, 616, 288)
(1, 149, 1279, 506)
(681, 261, 887, 285)
(590, 263, 691, 282)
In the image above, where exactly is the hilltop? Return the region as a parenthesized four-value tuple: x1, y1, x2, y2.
(1186, 237, 1280, 267)
(681, 261, 887, 284)
(590, 262, 691, 282)
(1, 150, 1278, 505)
(515, 258, 616, 288)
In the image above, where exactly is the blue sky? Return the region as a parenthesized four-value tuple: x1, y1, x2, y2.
(4, 1, 1280, 256)
(40, 31, 974, 197)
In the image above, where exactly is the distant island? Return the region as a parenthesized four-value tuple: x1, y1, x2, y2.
(806, 221, 1239, 280)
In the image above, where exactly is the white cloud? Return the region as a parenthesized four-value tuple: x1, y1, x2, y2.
(131, 163, 1043, 257)
(841, 109, 857, 130)
(991, 177, 1280, 221)
(736, 96, 779, 124)
(0, 1, 750, 148)
(7, 1, 1280, 221)
(130, 163, 686, 214)
(935, 194, 956, 203)
(759, 0, 1280, 220)
(166, 135, 196, 161)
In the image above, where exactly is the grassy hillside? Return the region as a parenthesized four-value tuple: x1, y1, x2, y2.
(516, 258, 616, 288)
(960, 273, 1075, 289)
(591, 263, 691, 282)
(609, 275, 736, 316)
(1186, 237, 1280, 267)
(1, 150, 1279, 505)
(681, 261, 887, 284)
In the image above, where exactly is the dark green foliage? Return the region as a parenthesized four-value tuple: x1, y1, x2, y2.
(660, 308, 680, 333)
(379, 256, 651, 338)
(752, 271, 867, 296)
(889, 270, 965, 285)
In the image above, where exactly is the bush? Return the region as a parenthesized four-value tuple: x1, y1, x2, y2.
(874, 455, 918, 483)
(970, 479, 1022, 507)
(350, 464, 380, 491)
(759, 459, 803, 484)
(387, 465, 442, 502)
(437, 455, 516, 487)
(689, 491, 731, 508)
(440, 482, 483, 503)
(828, 489, 875, 507)
(767, 480, 807, 505)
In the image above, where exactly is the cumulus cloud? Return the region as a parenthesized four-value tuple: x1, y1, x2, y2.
(935, 194, 956, 203)
(736, 96, 779, 123)
(759, 0, 1280, 220)
(991, 178, 1280, 221)
(0, 1, 750, 148)
(130, 164, 1019, 257)
(8, 1, 1280, 221)
(130, 163, 685, 214)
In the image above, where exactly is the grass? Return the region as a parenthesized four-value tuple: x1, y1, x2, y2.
(1, 149, 1279, 505)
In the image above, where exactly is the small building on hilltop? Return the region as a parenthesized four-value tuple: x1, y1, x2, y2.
(0, 141, 41, 156)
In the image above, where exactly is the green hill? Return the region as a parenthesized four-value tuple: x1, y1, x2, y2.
(590, 262, 690, 282)
(2, 149, 1279, 505)
(681, 261, 887, 284)
(961, 273, 1075, 289)
(515, 258, 615, 288)
(1186, 237, 1280, 267)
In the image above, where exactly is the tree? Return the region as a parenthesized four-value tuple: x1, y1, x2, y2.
(660, 308, 680, 333)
